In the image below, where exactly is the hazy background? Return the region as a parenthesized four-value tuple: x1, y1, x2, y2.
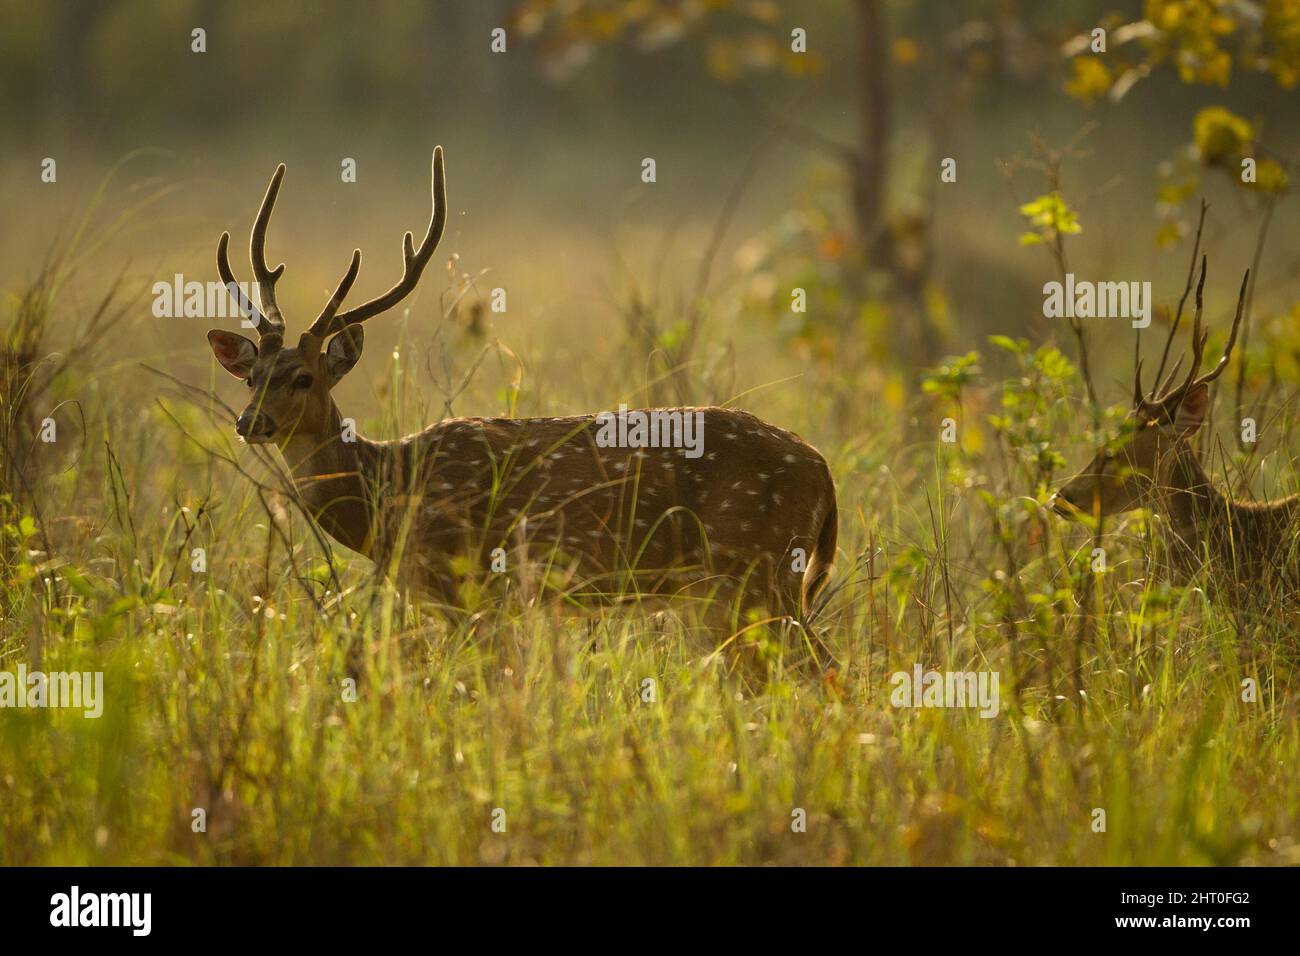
(1, 0, 1296, 424)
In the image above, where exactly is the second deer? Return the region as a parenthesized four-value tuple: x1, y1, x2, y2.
(1051, 258, 1300, 603)
(205, 148, 838, 626)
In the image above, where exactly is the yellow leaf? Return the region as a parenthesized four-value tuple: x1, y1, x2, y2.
(892, 37, 921, 65)
(1065, 56, 1112, 105)
(1193, 106, 1253, 165)
(1246, 158, 1290, 195)
(1154, 221, 1185, 248)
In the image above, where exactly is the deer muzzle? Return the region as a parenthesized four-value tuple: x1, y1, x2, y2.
(1048, 492, 1082, 519)
(236, 409, 277, 443)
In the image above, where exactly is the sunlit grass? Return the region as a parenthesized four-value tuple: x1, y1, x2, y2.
(2, 226, 1298, 867)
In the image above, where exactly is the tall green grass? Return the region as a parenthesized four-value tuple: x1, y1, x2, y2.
(1, 243, 1297, 866)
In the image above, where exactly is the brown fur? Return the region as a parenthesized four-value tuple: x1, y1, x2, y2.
(276, 394, 837, 621)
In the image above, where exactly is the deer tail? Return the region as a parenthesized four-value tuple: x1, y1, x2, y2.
(801, 498, 838, 622)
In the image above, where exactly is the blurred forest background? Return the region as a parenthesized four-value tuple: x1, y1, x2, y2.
(2, 0, 1296, 410)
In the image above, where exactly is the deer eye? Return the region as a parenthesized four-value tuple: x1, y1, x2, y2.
(292, 373, 313, 390)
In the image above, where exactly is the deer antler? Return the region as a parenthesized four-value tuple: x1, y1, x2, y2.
(1147, 202, 1207, 396)
(216, 164, 288, 345)
(249, 164, 287, 339)
(301, 146, 447, 348)
(1138, 256, 1249, 412)
(312, 250, 361, 335)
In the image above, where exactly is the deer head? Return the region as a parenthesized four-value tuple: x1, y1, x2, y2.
(206, 148, 447, 444)
(1051, 258, 1248, 519)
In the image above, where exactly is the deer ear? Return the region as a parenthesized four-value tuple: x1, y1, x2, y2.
(1174, 383, 1209, 435)
(207, 330, 257, 378)
(324, 326, 364, 382)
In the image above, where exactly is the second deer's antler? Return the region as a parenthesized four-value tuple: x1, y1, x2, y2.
(1135, 256, 1249, 413)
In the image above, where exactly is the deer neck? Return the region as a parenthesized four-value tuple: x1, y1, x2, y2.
(1152, 441, 1230, 564)
(1156, 442, 1220, 525)
(277, 400, 381, 557)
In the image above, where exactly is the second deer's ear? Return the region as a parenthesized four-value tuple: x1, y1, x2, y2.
(325, 326, 364, 382)
(207, 330, 257, 378)
(1174, 383, 1209, 435)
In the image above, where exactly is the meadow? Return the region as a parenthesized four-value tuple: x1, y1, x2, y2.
(2, 167, 1296, 866)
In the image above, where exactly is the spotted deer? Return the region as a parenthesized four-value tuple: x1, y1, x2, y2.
(205, 148, 838, 624)
(1050, 258, 1300, 602)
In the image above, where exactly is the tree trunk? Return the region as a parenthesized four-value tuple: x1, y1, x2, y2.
(855, 0, 891, 264)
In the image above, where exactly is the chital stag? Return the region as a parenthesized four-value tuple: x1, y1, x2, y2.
(1051, 258, 1300, 602)
(205, 148, 838, 623)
